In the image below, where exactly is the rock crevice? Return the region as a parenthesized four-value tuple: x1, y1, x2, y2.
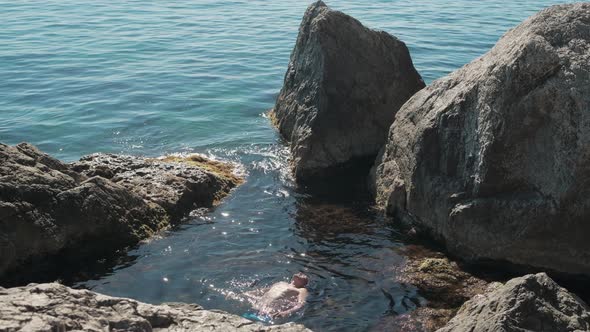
(0, 143, 241, 281)
(372, 3, 590, 276)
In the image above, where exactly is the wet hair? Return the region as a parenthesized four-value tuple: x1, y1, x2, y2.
(293, 273, 309, 286)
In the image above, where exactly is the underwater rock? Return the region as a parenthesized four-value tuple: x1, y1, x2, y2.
(372, 3, 590, 275)
(387, 246, 488, 331)
(399, 257, 488, 309)
(0, 283, 310, 332)
(272, 1, 424, 182)
(72, 153, 242, 220)
(437, 273, 590, 332)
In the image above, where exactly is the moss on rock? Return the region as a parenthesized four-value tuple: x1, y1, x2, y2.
(156, 154, 243, 187)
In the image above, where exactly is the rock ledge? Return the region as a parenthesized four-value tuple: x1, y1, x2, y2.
(0, 143, 242, 281)
(0, 283, 310, 332)
(372, 3, 590, 275)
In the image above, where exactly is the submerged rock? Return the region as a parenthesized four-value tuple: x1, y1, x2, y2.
(0, 283, 310, 332)
(437, 273, 590, 332)
(372, 3, 590, 275)
(272, 1, 424, 182)
(389, 247, 488, 331)
(72, 153, 242, 220)
(0, 143, 242, 281)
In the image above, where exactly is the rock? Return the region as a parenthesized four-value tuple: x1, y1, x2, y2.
(390, 246, 488, 331)
(0, 143, 169, 278)
(437, 273, 590, 332)
(0, 283, 310, 332)
(0, 143, 243, 281)
(72, 153, 243, 220)
(399, 257, 488, 308)
(372, 4, 590, 275)
(272, 1, 424, 182)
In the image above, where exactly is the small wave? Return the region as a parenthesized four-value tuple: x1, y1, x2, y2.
(158, 151, 248, 179)
(206, 144, 294, 186)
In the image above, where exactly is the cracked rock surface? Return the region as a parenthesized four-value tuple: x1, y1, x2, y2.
(372, 3, 590, 275)
(0, 143, 169, 278)
(437, 273, 590, 332)
(272, 1, 424, 181)
(0, 283, 310, 332)
(0, 143, 241, 280)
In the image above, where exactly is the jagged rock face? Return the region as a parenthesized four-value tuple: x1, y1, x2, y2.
(72, 154, 242, 220)
(0, 283, 310, 332)
(0, 143, 242, 280)
(437, 273, 590, 332)
(372, 4, 590, 275)
(273, 1, 424, 181)
(0, 143, 169, 277)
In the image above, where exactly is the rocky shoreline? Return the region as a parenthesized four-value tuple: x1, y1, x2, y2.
(0, 143, 242, 283)
(276, 0, 590, 278)
(1, 1, 590, 331)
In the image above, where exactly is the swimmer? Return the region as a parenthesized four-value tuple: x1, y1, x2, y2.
(246, 273, 309, 319)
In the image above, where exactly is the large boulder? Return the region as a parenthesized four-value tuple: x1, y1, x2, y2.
(272, 1, 424, 182)
(0, 143, 242, 280)
(0, 283, 310, 332)
(372, 4, 590, 275)
(437, 273, 590, 332)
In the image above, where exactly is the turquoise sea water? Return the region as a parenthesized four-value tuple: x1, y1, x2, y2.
(0, 1, 576, 331)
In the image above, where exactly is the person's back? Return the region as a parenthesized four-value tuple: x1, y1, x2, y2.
(249, 273, 309, 319)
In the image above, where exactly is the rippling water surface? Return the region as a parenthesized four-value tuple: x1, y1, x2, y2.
(0, 0, 575, 330)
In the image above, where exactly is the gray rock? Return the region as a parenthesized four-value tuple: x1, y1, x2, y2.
(72, 153, 242, 220)
(397, 257, 488, 309)
(372, 3, 590, 275)
(0, 283, 310, 332)
(0, 143, 169, 277)
(437, 273, 590, 332)
(272, 1, 424, 181)
(0, 143, 242, 279)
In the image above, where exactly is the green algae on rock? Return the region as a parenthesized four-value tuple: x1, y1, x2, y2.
(372, 3, 590, 276)
(390, 246, 489, 331)
(156, 154, 243, 186)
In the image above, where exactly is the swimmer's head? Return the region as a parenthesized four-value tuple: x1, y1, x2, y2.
(292, 273, 309, 288)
